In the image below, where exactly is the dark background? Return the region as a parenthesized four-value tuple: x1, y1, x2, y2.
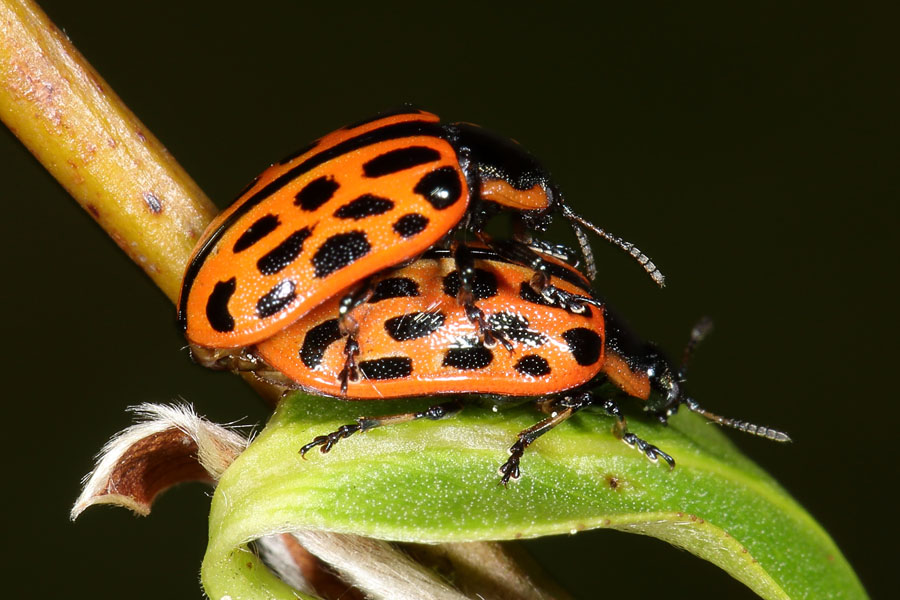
(1, 2, 893, 598)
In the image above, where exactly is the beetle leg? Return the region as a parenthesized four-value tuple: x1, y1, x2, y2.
(250, 366, 301, 389)
(504, 217, 582, 268)
(189, 345, 306, 392)
(299, 399, 464, 457)
(621, 432, 675, 467)
(486, 237, 553, 294)
(338, 335, 360, 396)
(499, 394, 592, 485)
(333, 280, 376, 395)
(542, 287, 603, 314)
(486, 238, 601, 314)
(596, 397, 676, 468)
(519, 235, 583, 269)
(452, 241, 513, 351)
(337, 279, 375, 329)
(499, 393, 676, 483)
(189, 344, 260, 371)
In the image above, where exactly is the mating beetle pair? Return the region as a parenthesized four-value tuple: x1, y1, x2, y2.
(177, 109, 789, 482)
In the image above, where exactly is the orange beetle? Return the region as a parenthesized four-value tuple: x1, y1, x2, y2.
(177, 109, 664, 360)
(247, 247, 789, 483)
(256, 246, 607, 399)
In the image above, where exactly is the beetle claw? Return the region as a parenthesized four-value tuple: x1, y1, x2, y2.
(622, 432, 675, 468)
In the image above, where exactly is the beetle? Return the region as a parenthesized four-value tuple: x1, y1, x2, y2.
(177, 109, 664, 367)
(246, 246, 789, 482)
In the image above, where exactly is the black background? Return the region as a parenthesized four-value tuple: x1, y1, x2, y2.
(1, 2, 893, 598)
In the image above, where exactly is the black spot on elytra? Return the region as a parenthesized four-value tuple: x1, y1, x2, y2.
(294, 176, 339, 211)
(414, 166, 463, 209)
(256, 227, 312, 275)
(359, 357, 413, 380)
(563, 327, 603, 366)
(206, 278, 236, 332)
(384, 311, 445, 342)
(392, 213, 429, 238)
(363, 146, 442, 177)
(256, 279, 297, 319)
(515, 355, 551, 377)
(368, 277, 420, 303)
(442, 346, 494, 370)
(179, 120, 446, 330)
(334, 194, 394, 220)
(233, 214, 281, 253)
(300, 319, 342, 368)
(312, 231, 372, 278)
(442, 269, 498, 300)
(488, 312, 547, 346)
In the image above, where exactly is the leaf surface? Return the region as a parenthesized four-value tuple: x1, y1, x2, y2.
(203, 394, 866, 600)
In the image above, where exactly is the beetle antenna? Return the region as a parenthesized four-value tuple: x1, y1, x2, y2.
(683, 397, 792, 443)
(560, 205, 665, 287)
(570, 221, 598, 280)
(681, 317, 714, 375)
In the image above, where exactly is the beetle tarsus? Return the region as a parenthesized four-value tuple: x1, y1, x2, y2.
(300, 401, 464, 458)
(541, 285, 602, 314)
(497, 395, 592, 482)
(338, 336, 361, 395)
(464, 302, 513, 351)
(499, 440, 526, 485)
(300, 422, 362, 457)
(622, 432, 676, 468)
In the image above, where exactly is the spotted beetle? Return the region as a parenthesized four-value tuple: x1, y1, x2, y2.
(177, 109, 663, 366)
(244, 246, 789, 482)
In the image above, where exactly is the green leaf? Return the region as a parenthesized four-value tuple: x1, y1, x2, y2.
(202, 393, 867, 599)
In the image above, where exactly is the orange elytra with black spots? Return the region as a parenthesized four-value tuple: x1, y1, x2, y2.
(254, 246, 607, 399)
(177, 109, 665, 352)
(248, 246, 790, 482)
